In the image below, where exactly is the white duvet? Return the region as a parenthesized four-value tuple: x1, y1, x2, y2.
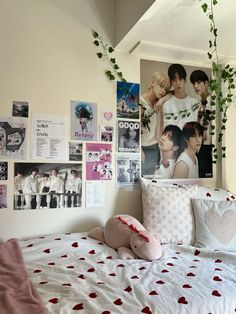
(20, 233, 236, 314)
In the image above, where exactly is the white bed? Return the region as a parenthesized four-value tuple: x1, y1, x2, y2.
(19, 232, 236, 314)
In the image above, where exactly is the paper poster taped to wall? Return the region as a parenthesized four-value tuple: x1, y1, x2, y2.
(100, 125, 113, 142)
(0, 184, 7, 209)
(140, 60, 212, 180)
(86, 143, 112, 180)
(12, 101, 29, 118)
(71, 101, 97, 141)
(116, 81, 140, 119)
(116, 154, 140, 187)
(69, 142, 83, 161)
(0, 162, 8, 180)
(14, 162, 82, 210)
(0, 117, 27, 159)
(117, 120, 140, 153)
(31, 113, 67, 160)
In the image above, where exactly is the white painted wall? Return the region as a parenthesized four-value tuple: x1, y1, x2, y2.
(0, 0, 235, 241)
(0, 0, 141, 241)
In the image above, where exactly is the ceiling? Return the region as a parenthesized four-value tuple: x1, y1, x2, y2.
(115, 0, 236, 66)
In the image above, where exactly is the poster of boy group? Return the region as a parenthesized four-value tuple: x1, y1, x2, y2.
(86, 143, 112, 180)
(140, 60, 212, 180)
(71, 101, 97, 141)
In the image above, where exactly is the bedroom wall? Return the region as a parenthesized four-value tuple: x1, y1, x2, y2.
(0, 0, 234, 241)
(0, 0, 142, 241)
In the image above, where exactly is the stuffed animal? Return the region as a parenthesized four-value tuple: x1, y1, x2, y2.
(88, 214, 162, 261)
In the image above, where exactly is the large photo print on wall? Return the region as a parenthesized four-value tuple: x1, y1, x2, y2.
(14, 163, 82, 210)
(140, 60, 212, 180)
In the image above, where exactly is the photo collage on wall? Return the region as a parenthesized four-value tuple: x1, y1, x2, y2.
(116, 81, 141, 187)
(140, 60, 213, 180)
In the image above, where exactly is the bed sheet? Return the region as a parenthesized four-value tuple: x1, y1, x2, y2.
(20, 233, 236, 314)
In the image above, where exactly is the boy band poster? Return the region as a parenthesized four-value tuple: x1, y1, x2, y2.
(140, 60, 212, 180)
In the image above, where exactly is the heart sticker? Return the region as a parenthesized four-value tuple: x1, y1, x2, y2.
(103, 112, 113, 121)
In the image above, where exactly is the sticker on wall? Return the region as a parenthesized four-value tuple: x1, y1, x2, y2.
(100, 125, 113, 142)
(0, 117, 27, 159)
(12, 101, 29, 118)
(0, 162, 8, 180)
(0, 184, 7, 209)
(101, 107, 114, 124)
(14, 162, 82, 210)
(116, 81, 140, 119)
(71, 101, 97, 141)
(117, 120, 140, 153)
(86, 143, 112, 180)
(69, 142, 83, 161)
(116, 154, 140, 188)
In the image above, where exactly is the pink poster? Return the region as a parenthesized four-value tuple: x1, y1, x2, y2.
(86, 143, 112, 180)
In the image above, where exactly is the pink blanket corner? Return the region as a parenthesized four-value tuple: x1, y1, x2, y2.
(0, 238, 47, 314)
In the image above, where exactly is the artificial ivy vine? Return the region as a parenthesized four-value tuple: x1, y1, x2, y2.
(92, 0, 236, 163)
(200, 0, 236, 162)
(92, 30, 126, 82)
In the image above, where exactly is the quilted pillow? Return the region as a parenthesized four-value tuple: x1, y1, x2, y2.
(141, 179, 198, 244)
(198, 186, 235, 201)
(192, 199, 236, 251)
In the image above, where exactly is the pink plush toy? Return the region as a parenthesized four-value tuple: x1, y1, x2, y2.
(88, 214, 162, 261)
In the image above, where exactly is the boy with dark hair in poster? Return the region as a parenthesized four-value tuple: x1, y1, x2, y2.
(173, 122, 204, 179)
(190, 69, 212, 178)
(154, 124, 182, 179)
(163, 64, 198, 131)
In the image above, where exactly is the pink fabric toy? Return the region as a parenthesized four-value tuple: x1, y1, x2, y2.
(88, 214, 162, 261)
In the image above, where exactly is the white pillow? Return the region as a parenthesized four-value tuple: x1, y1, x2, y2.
(192, 199, 236, 251)
(141, 179, 198, 244)
(198, 186, 235, 201)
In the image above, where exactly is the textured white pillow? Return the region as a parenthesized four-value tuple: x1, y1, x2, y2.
(192, 199, 236, 251)
(141, 180, 198, 244)
(198, 186, 235, 201)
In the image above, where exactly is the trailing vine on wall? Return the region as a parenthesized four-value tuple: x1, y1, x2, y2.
(92, 30, 127, 82)
(200, 0, 236, 162)
(92, 0, 236, 163)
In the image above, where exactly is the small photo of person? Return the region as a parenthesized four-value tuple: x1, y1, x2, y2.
(12, 101, 29, 118)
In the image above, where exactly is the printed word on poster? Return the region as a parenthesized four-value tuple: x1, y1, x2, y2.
(86, 143, 112, 180)
(116, 154, 140, 187)
(0, 184, 7, 209)
(31, 113, 67, 160)
(14, 162, 82, 210)
(0, 117, 27, 159)
(116, 81, 140, 119)
(85, 181, 105, 208)
(117, 120, 140, 153)
(71, 101, 97, 141)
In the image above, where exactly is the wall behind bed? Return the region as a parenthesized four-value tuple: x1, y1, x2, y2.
(0, 0, 235, 241)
